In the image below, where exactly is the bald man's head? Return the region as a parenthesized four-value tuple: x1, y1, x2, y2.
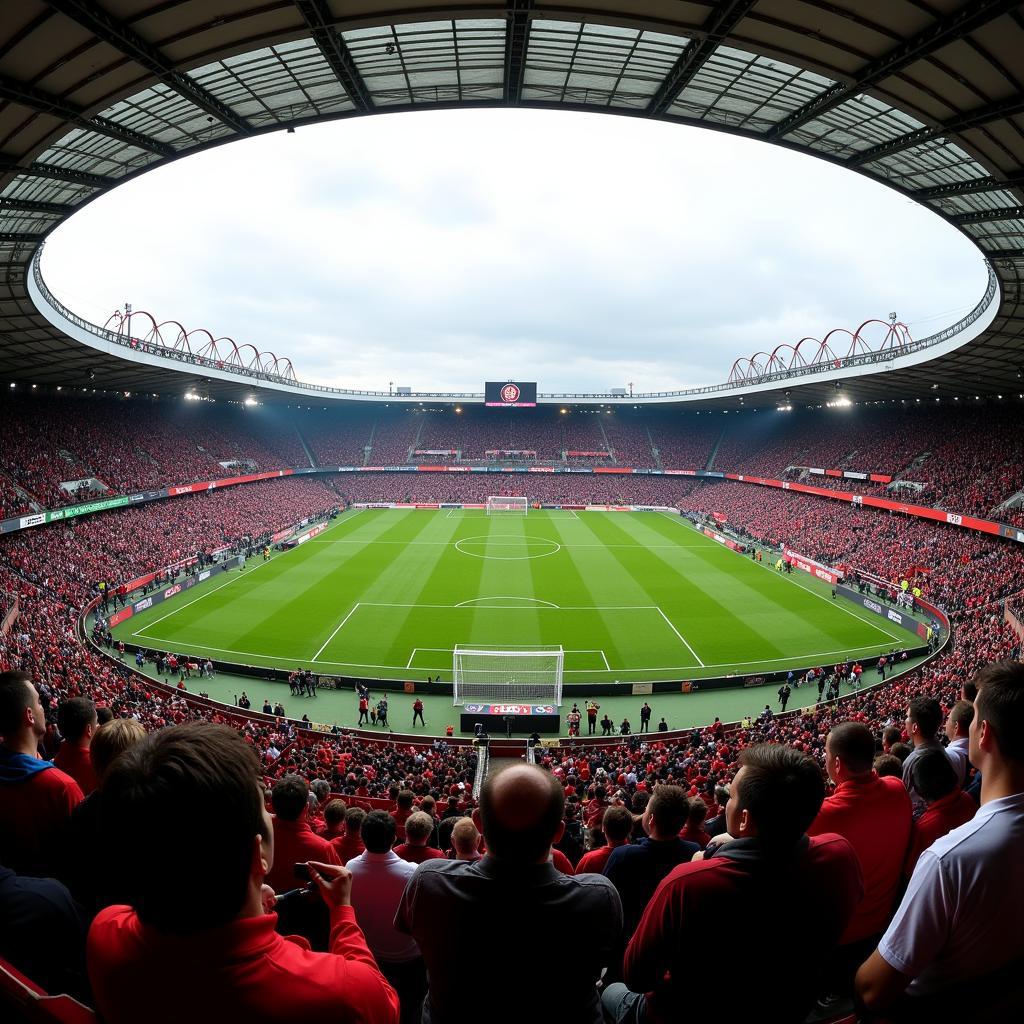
(477, 764, 565, 862)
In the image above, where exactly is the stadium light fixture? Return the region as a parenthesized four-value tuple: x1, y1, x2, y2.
(56, 385, 61, 391)
(31, 383, 36, 389)
(244, 396, 258, 406)
(8, 382, 14, 388)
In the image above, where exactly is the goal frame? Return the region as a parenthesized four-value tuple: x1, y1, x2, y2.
(486, 495, 528, 516)
(452, 645, 564, 706)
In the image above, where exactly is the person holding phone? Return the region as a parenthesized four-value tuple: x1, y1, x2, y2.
(86, 722, 398, 1024)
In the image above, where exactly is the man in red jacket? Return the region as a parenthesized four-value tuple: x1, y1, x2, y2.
(903, 748, 976, 877)
(394, 811, 445, 865)
(0, 671, 83, 878)
(603, 744, 863, 1024)
(807, 721, 912, 998)
(576, 805, 632, 874)
(266, 773, 340, 894)
(53, 697, 99, 796)
(87, 722, 398, 1024)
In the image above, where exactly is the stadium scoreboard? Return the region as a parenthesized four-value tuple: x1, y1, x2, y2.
(485, 381, 537, 407)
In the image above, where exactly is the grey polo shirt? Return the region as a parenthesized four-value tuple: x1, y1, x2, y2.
(395, 854, 622, 1024)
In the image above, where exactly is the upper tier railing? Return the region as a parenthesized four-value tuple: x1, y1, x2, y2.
(31, 246, 999, 403)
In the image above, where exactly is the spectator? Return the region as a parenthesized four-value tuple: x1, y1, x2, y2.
(873, 754, 904, 779)
(903, 749, 977, 878)
(66, 717, 147, 911)
(392, 789, 415, 843)
(450, 817, 482, 862)
(944, 700, 974, 787)
(576, 805, 632, 875)
(54, 697, 99, 796)
(0, 860, 89, 1000)
(396, 763, 622, 1023)
(679, 797, 712, 849)
(86, 722, 399, 1023)
(333, 807, 367, 865)
(856, 661, 1024, 1014)
(0, 670, 83, 877)
(807, 722, 912, 999)
(604, 744, 863, 1024)
(394, 811, 445, 865)
(265, 774, 340, 896)
(604, 784, 699, 938)
(318, 798, 347, 841)
(705, 785, 730, 837)
(346, 810, 423, 1024)
(902, 697, 944, 817)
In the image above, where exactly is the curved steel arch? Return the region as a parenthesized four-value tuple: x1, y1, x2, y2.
(0, 2, 1020, 408)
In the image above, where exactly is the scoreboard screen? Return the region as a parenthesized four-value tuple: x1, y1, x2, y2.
(485, 381, 537, 407)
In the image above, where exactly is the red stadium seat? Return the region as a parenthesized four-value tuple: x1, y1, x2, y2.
(0, 959, 96, 1024)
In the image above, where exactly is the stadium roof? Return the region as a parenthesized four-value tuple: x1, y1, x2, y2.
(0, 1, 1022, 409)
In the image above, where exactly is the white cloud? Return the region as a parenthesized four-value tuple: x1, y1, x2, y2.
(43, 108, 984, 393)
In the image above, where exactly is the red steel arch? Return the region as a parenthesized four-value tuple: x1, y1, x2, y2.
(104, 310, 298, 381)
(728, 319, 914, 384)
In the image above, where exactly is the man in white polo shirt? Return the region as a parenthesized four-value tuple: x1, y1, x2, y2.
(346, 810, 422, 1024)
(856, 661, 1024, 1015)
(943, 700, 973, 788)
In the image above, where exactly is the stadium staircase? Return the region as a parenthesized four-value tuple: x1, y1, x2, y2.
(705, 423, 729, 470)
(408, 415, 426, 462)
(1, 472, 40, 512)
(289, 415, 318, 468)
(363, 418, 377, 465)
(645, 423, 662, 470)
(993, 488, 1024, 519)
(596, 415, 613, 463)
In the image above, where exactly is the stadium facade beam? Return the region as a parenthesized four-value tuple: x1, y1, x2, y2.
(0, 161, 116, 189)
(951, 205, 1024, 225)
(646, 0, 758, 117)
(766, 0, 1020, 141)
(294, 0, 374, 113)
(849, 93, 1024, 167)
(0, 198, 72, 216)
(0, 232, 45, 243)
(503, 0, 533, 105)
(45, 0, 254, 136)
(911, 171, 1024, 200)
(984, 248, 1024, 261)
(0, 74, 174, 157)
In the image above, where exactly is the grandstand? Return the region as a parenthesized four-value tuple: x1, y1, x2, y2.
(2, 3, 1024, 1023)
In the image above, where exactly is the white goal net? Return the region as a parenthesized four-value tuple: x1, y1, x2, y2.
(452, 645, 563, 706)
(486, 496, 528, 515)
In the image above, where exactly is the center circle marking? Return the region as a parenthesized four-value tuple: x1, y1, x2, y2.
(454, 534, 562, 560)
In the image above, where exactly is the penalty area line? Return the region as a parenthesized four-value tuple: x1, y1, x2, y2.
(655, 607, 705, 667)
(312, 603, 361, 662)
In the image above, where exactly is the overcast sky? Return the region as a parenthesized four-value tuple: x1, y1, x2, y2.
(44, 108, 985, 394)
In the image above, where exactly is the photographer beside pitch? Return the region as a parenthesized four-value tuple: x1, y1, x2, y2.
(86, 722, 399, 1023)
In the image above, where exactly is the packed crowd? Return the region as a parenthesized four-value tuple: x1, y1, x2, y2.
(2, 657, 1022, 1022)
(0, 395, 311, 516)
(680, 481, 1024, 613)
(2, 402, 1024, 1020)
(333, 472, 703, 507)
(5, 397, 1024, 535)
(1, 476, 340, 607)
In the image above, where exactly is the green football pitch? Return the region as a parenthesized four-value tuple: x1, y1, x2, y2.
(114, 507, 912, 686)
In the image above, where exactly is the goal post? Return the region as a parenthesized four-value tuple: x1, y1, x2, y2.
(452, 645, 564, 706)
(486, 496, 528, 515)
